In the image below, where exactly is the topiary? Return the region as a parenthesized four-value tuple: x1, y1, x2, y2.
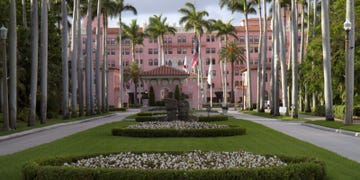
(149, 86, 155, 106)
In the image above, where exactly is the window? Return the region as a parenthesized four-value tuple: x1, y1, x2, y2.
(125, 49, 130, 55)
(211, 35, 215, 42)
(148, 59, 153, 66)
(206, 48, 210, 54)
(212, 70, 216, 76)
(206, 35, 210, 42)
(269, 46, 272, 51)
(177, 36, 186, 43)
(111, 49, 115, 55)
(235, 81, 239, 86)
(254, 47, 258, 53)
(239, 36, 245, 43)
(249, 36, 253, 43)
(268, 35, 272, 40)
(125, 61, 129, 66)
(254, 36, 259, 43)
(165, 48, 173, 54)
(235, 70, 239, 76)
(177, 48, 182, 54)
(140, 59, 143, 64)
(212, 58, 216, 65)
(265, 73, 268, 82)
(148, 48, 153, 54)
(221, 36, 225, 42)
(211, 48, 216, 54)
(206, 58, 210, 65)
(182, 48, 187, 54)
(111, 61, 115, 67)
(154, 48, 158, 54)
(154, 59, 158, 66)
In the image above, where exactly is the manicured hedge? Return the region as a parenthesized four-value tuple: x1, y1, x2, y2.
(314, 105, 325, 116)
(112, 126, 246, 137)
(23, 153, 326, 180)
(135, 116, 165, 122)
(137, 112, 167, 116)
(333, 105, 360, 119)
(198, 115, 228, 122)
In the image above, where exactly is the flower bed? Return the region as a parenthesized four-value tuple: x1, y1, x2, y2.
(23, 151, 326, 180)
(198, 115, 228, 122)
(112, 121, 246, 137)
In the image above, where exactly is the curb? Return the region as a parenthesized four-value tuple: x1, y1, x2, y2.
(0, 114, 116, 142)
(302, 123, 360, 138)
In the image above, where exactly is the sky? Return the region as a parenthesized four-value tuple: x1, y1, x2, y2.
(108, 0, 261, 28)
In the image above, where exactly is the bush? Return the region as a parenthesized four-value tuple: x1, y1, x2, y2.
(198, 115, 228, 122)
(136, 112, 167, 116)
(23, 153, 326, 180)
(109, 106, 127, 112)
(135, 116, 165, 122)
(112, 126, 246, 137)
(333, 105, 345, 119)
(353, 106, 360, 117)
(149, 86, 155, 106)
(155, 100, 165, 106)
(314, 105, 325, 116)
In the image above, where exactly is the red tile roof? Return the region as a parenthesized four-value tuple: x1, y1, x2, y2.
(141, 65, 189, 77)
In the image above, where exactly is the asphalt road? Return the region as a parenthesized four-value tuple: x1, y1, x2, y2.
(0, 110, 139, 155)
(228, 111, 360, 163)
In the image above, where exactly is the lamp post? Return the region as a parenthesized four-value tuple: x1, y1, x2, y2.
(343, 19, 353, 125)
(1, 25, 9, 130)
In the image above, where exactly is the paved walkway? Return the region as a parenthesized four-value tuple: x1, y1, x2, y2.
(1, 109, 359, 164)
(227, 110, 360, 163)
(0, 109, 140, 155)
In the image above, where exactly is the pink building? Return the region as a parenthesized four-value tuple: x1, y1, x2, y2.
(80, 18, 277, 109)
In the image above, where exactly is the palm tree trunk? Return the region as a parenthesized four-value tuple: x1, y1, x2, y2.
(321, 0, 334, 121)
(95, 0, 101, 113)
(260, 0, 267, 112)
(304, 0, 311, 112)
(256, 2, 263, 112)
(22, 0, 28, 28)
(85, 0, 92, 115)
(119, 15, 124, 108)
(158, 37, 161, 66)
(291, 0, 299, 118)
(231, 62, 235, 103)
(77, 0, 83, 116)
(270, 1, 275, 114)
(273, 2, 280, 116)
(29, 0, 39, 126)
(9, 0, 17, 129)
(102, 15, 108, 112)
(40, 0, 48, 123)
(61, 0, 69, 119)
(71, 0, 78, 117)
(277, 0, 288, 116)
(299, 3, 305, 112)
(244, 15, 252, 110)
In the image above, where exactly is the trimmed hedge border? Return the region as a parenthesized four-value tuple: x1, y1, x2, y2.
(23, 153, 326, 180)
(112, 126, 246, 137)
(137, 112, 167, 116)
(135, 116, 165, 122)
(198, 115, 228, 122)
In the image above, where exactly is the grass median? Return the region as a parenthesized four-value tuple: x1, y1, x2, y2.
(0, 118, 359, 179)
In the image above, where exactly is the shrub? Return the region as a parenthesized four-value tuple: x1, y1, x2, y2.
(314, 105, 325, 116)
(174, 85, 180, 101)
(109, 106, 127, 112)
(136, 112, 167, 116)
(353, 106, 360, 117)
(23, 153, 326, 180)
(135, 116, 164, 122)
(149, 86, 155, 106)
(155, 100, 165, 106)
(112, 126, 246, 137)
(198, 115, 228, 122)
(333, 105, 345, 119)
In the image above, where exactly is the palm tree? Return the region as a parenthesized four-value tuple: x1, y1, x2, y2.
(220, 0, 256, 110)
(85, 0, 93, 115)
(179, 2, 211, 108)
(219, 41, 246, 105)
(290, 0, 299, 118)
(22, 0, 27, 28)
(9, 0, 17, 129)
(124, 61, 141, 105)
(40, 0, 48, 123)
(77, 0, 84, 116)
(122, 19, 145, 62)
(113, 0, 137, 108)
(29, 0, 39, 126)
(70, 0, 78, 117)
(213, 19, 237, 105)
(62, 0, 69, 118)
(146, 15, 177, 66)
(260, 0, 269, 112)
(254, 0, 263, 112)
(101, 0, 117, 112)
(321, 0, 334, 121)
(95, 0, 101, 113)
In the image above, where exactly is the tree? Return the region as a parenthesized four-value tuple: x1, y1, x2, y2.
(95, 0, 101, 113)
(122, 19, 145, 62)
(40, 0, 48, 123)
(260, 0, 269, 112)
(113, 0, 137, 108)
(220, 0, 256, 110)
(85, 0, 93, 115)
(62, 0, 69, 118)
(219, 41, 246, 105)
(213, 19, 238, 104)
(77, 0, 84, 116)
(175, 85, 180, 101)
(321, 0, 334, 121)
(29, 0, 39, 126)
(70, 0, 78, 117)
(9, 0, 17, 128)
(146, 15, 177, 66)
(179, 2, 212, 108)
(254, 0, 263, 112)
(123, 61, 141, 105)
(149, 86, 155, 106)
(290, 0, 299, 118)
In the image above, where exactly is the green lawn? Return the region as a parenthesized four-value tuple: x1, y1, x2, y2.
(307, 120, 360, 132)
(0, 118, 359, 179)
(242, 110, 308, 121)
(0, 112, 113, 136)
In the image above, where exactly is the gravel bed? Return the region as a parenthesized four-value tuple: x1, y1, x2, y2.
(126, 121, 229, 129)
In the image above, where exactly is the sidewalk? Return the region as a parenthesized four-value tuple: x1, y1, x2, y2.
(228, 110, 360, 163)
(0, 109, 140, 155)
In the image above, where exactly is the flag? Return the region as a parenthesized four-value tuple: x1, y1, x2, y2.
(207, 62, 212, 85)
(183, 56, 188, 72)
(191, 35, 199, 69)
